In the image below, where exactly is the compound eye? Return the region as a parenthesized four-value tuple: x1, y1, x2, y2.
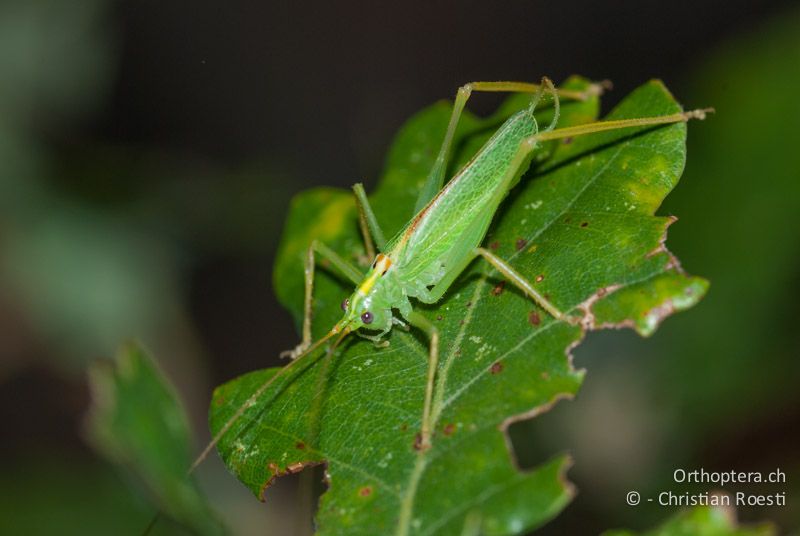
(361, 311, 374, 324)
(341, 298, 350, 311)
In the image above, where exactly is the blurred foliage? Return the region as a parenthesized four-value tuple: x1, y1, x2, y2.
(0, 1, 283, 534)
(604, 504, 775, 536)
(210, 80, 706, 535)
(0, 0, 112, 125)
(0, 0, 293, 370)
(633, 9, 800, 529)
(0, 0, 114, 230)
(658, 7, 800, 431)
(0, 455, 184, 536)
(0, 0, 178, 367)
(85, 343, 222, 534)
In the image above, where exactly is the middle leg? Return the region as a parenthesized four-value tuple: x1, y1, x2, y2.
(280, 240, 364, 359)
(407, 311, 439, 452)
(474, 247, 570, 322)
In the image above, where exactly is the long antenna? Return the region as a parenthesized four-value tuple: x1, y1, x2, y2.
(189, 328, 340, 474)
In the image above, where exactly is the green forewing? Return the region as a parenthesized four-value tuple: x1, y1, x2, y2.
(389, 112, 537, 285)
(210, 78, 707, 535)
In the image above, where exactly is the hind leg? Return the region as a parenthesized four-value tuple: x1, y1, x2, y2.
(414, 78, 605, 212)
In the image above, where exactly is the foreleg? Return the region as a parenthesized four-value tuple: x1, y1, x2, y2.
(280, 240, 364, 359)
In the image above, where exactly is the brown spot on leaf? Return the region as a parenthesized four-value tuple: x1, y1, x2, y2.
(268, 462, 280, 474)
(443, 423, 456, 436)
(515, 238, 527, 251)
(491, 281, 506, 296)
(214, 396, 225, 406)
(564, 217, 572, 224)
(541, 371, 550, 380)
(413, 433, 424, 451)
(287, 462, 304, 474)
(358, 485, 373, 497)
(400, 423, 408, 431)
(597, 287, 607, 297)
(459, 319, 465, 326)
(295, 441, 306, 450)
(562, 137, 574, 145)
(489, 241, 500, 251)
(436, 315, 443, 321)
(528, 311, 541, 326)
(490, 361, 504, 375)
(535, 274, 545, 283)
(580, 221, 589, 228)
(466, 301, 472, 308)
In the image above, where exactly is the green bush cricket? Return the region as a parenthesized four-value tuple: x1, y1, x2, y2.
(192, 77, 710, 470)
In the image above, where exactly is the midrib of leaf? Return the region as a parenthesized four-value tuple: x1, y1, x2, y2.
(395, 278, 485, 536)
(222, 360, 414, 499)
(506, 142, 624, 266)
(256, 420, 401, 497)
(421, 473, 530, 536)
(437, 141, 635, 414)
(440, 318, 563, 414)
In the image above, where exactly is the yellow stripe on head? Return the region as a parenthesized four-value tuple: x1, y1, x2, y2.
(359, 254, 392, 295)
(357, 272, 378, 295)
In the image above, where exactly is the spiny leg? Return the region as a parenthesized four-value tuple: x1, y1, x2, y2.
(468, 107, 713, 319)
(474, 247, 569, 322)
(280, 240, 363, 359)
(404, 104, 712, 451)
(414, 78, 607, 213)
(313, 240, 363, 284)
(526, 108, 713, 148)
(353, 182, 387, 254)
(283, 184, 390, 359)
(421, 104, 712, 306)
(532, 77, 560, 133)
(467, 107, 714, 321)
(296, 244, 315, 357)
(416, 243, 570, 322)
(407, 311, 439, 452)
(466, 80, 607, 101)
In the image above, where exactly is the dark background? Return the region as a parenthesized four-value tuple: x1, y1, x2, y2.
(1, 1, 798, 534)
